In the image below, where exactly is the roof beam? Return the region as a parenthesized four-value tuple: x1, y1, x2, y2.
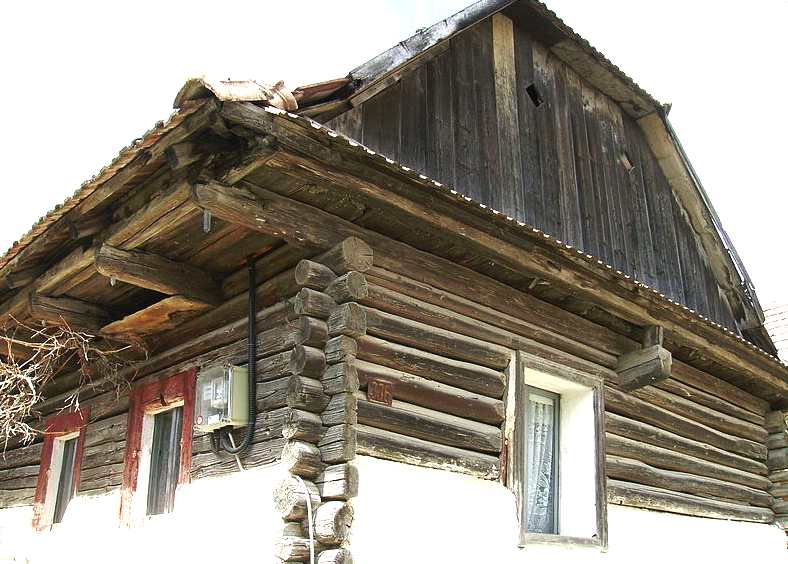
(36, 244, 97, 296)
(95, 245, 222, 306)
(29, 294, 113, 334)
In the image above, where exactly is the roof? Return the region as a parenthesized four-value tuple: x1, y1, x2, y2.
(292, 0, 770, 349)
(0, 3, 781, 378)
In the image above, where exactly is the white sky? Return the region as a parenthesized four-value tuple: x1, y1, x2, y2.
(1, 0, 785, 310)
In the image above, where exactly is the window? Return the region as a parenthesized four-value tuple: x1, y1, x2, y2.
(525, 387, 559, 534)
(146, 407, 184, 515)
(52, 436, 79, 524)
(32, 409, 89, 530)
(507, 351, 607, 549)
(120, 369, 196, 526)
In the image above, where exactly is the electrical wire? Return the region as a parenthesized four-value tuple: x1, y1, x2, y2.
(294, 475, 316, 564)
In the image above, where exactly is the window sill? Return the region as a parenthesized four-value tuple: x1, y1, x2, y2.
(520, 533, 602, 550)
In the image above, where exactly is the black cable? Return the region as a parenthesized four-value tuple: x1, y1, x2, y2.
(217, 259, 257, 455)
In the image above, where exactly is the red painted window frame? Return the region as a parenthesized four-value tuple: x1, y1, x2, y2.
(119, 369, 196, 526)
(32, 408, 90, 530)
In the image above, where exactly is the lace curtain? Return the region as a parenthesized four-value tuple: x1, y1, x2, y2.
(526, 392, 557, 534)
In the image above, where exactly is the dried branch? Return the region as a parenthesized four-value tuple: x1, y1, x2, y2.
(0, 319, 141, 449)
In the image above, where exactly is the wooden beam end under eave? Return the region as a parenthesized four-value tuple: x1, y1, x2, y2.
(616, 344, 673, 391)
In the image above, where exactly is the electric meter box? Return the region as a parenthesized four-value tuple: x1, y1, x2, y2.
(194, 364, 249, 432)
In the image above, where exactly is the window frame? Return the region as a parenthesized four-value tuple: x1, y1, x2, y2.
(507, 351, 608, 550)
(32, 409, 89, 530)
(120, 369, 196, 526)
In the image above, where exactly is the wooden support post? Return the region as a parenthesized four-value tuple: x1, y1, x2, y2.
(317, 549, 353, 564)
(293, 288, 337, 320)
(325, 272, 369, 304)
(287, 375, 330, 413)
(322, 393, 358, 427)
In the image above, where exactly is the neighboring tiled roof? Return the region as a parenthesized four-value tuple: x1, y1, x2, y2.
(766, 304, 788, 363)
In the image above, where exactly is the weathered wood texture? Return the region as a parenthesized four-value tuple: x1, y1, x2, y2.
(0, 256, 319, 505)
(325, 15, 740, 334)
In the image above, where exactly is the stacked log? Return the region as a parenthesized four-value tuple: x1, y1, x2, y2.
(272, 238, 366, 564)
(326, 273, 507, 480)
(767, 411, 788, 534)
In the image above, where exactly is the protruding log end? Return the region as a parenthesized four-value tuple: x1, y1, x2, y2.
(321, 238, 373, 275)
(616, 345, 672, 391)
(328, 303, 367, 338)
(314, 501, 354, 546)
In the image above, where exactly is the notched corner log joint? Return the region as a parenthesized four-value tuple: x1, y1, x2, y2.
(616, 325, 672, 391)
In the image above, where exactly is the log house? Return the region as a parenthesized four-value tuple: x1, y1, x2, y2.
(1, 1, 786, 561)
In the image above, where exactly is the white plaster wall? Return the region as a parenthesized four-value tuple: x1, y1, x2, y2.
(0, 463, 284, 564)
(350, 456, 787, 564)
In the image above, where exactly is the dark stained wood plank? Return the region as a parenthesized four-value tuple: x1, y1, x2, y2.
(325, 105, 362, 141)
(492, 14, 525, 219)
(531, 42, 561, 237)
(451, 27, 483, 202)
(566, 72, 598, 257)
(553, 62, 583, 248)
(472, 19, 503, 211)
(581, 85, 614, 266)
(424, 48, 456, 187)
(513, 22, 542, 226)
(399, 65, 427, 173)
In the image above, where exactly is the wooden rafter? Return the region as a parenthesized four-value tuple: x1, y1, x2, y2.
(29, 294, 112, 333)
(95, 245, 221, 306)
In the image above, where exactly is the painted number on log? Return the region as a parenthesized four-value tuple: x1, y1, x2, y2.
(367, 379, 393, 407)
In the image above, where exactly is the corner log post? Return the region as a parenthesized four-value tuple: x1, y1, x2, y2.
(615, 325, 672, 391)
(272, 238, 369, 563)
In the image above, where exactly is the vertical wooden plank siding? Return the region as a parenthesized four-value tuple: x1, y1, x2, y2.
(328, 15, 745, 336)
(492, 14, 525, 219)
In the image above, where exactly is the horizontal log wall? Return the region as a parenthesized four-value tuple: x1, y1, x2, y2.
(326, 266, 507, 480)
(355, 243, 773, 523)
(0, 250, 326, 507)
(0, 237, 776, 528)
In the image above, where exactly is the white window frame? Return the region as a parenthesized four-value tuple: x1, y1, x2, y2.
(129, 400, 185, 524)
(506, 350, 608, 550)
(41, 431, 80, 527)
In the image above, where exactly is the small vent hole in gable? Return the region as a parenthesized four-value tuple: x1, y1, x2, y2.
(526, 83, 544, 107)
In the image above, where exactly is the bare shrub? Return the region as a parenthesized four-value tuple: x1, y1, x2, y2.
(0, 320, 139, 449)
